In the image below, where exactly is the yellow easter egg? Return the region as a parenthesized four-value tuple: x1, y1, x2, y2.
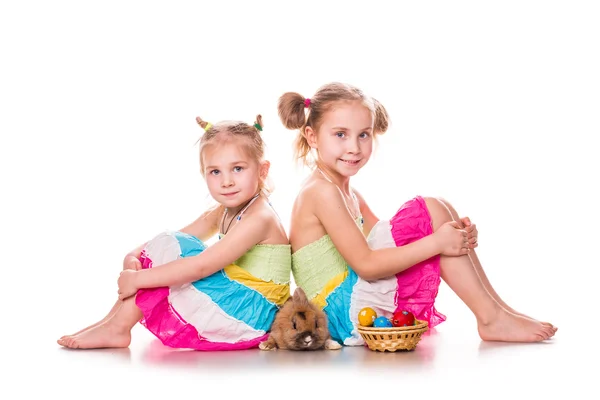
(358, 307, 378, 327)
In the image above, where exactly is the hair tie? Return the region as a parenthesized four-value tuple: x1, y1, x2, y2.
(304, 98, 311, 108)
(196, 117, 212, 132)
(254, 123, 262, 131)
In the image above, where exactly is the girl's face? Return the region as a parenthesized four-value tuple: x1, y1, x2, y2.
(202, 140, 268, 209)
(306, 100, 374, 178)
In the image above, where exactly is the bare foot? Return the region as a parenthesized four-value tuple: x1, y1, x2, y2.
(60, 319, 107, 341)
(493, 300, 557, 332)
(478, 308, 556, 342)
(57, 322, 131, 349)
(506, 308, 556, 331)
(60, 301, 124, 340)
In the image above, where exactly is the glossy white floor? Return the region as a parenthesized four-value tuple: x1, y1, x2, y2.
(29, 287, 594, 399)
(3, 1, 598, 399)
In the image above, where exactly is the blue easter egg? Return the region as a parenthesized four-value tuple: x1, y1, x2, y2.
(373, 316, 393, 327)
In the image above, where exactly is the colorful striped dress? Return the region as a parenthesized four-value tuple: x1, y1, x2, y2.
(134, 230, 291, 350)
(292, 196, 445, 346)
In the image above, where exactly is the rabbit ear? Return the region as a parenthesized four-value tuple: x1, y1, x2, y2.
(293, 287, 308, 306)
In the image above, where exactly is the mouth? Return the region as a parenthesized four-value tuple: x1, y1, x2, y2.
(222, 192, 239, 197)
(339, 159, 361, 166)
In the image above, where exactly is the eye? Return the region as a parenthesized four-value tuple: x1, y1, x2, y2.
(233, 166, 243, 173)
(359, 132, 370, 139)
(335, 131, 345, 138)
(210, 169, 220, 176)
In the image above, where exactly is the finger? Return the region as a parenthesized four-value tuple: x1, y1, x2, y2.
(468, 237, 477, 244)
(461, 217, 471, 227)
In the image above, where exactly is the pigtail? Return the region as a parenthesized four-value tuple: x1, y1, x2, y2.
(278, 92, 312, 165)
(253, 114, 264, 132)
(277, 92, 307, 130)
(372, 98, 390, 135)
(195, 116, 212, 131)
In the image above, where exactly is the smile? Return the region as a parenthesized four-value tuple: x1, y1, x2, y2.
(340, 159, 360, 165)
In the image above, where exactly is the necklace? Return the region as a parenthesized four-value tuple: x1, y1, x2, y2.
(220, 192, 261, 235)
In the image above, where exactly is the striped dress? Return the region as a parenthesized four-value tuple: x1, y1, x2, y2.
(292, 196, 445, 346)
(135, 230, 291, 350)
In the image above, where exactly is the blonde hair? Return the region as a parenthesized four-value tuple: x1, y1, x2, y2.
(277, 82, 390, 166)
(196, 114, 272, 193)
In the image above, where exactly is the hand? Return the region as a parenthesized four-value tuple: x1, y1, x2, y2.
(461, 217, 478, 249)
(118, 270, 139, 300)
(434, 221, 470, 256)
(123, 255, 142, 271)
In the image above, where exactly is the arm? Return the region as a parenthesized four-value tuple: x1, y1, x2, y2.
(124, 210, 270, 291)
(352, 188, 379, 237)
(313, 182, 444, 281)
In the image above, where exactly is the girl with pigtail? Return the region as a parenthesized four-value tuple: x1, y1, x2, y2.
(278, 82, 557, 345)
(58, 115, 292, 350)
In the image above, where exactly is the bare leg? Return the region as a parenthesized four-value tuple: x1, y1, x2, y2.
(424, 197, 556, 342)
(60, 300, 123, 340)
(437, 197, 555, 330)
(60, 261, 140, 340)
(57, 295, 141, 349)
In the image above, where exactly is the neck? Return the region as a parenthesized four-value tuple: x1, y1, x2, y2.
(225, 191, 261, 216)
(315, 164, 351, 193)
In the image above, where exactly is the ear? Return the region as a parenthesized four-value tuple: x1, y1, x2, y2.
(305, 126, 318, 149)
(259, 160, 270, 180)
(293, 287, 308, 305)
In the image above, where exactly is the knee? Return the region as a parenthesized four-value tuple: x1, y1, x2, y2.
(435, 196, 458, 214)
(423, 196, 454, 230)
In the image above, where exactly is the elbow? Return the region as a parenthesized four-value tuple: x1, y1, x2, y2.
(352, 260, 379, 282)
(352, 252, 392, 282)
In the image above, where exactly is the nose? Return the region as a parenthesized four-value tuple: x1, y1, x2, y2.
(347, 138, 360, 154)
(302, 334, 313, 347)
(221, 173, 234, 188)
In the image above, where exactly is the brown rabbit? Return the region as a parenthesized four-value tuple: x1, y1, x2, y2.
(259, 287, 342, 351)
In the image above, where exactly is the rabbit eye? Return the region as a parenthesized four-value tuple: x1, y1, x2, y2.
(292, 317, 297, 330)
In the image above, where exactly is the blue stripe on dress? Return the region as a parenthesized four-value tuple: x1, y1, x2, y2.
(172, 231, 277, 332)
(323, 267, 358, 343)
(173, 231, 207, 256)
(191, 270, 278, 332)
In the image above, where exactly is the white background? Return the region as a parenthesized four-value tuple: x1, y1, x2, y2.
(1, 1, 598, 399)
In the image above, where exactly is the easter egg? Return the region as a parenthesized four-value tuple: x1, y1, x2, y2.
(373, 316, 393, 328)
(358, 307, 378, 327)
(392, 310, 415, 327)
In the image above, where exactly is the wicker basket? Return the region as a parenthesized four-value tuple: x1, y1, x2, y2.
(357, 319, 428, 352)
